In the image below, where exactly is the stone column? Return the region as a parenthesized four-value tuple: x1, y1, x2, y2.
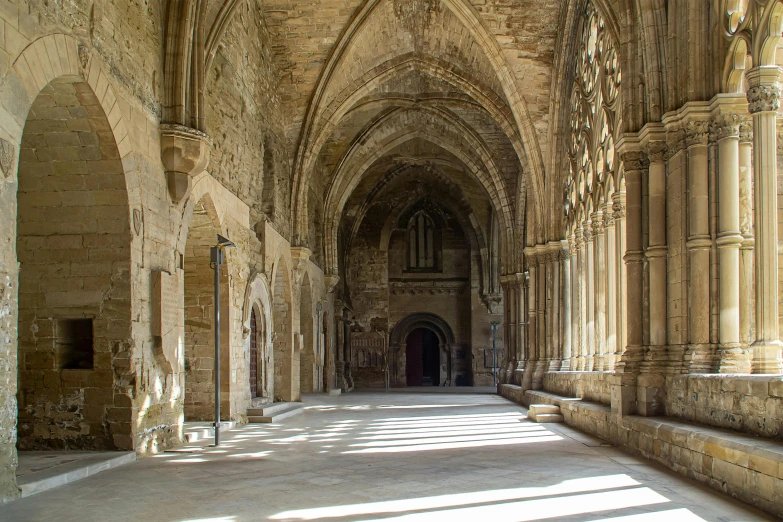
(561, 241, 572, 370)
(645, 142, 668, 363)
(548, 242, 562, 370)
(593, 211, 607, 370)
(569, 234, 580, 371)
(534, 246, 547, 388)
(746, 66, 783, 373)
(684, 121, 713, 371)
(515, 272, 528, 383)
(502, 276, 517, 379)
(738, 121, 755, 349)
(605, 202, 617, 370)
(614, 151, 647, 416)
(613, 190, 627, 366)
(584, 216, 595, 371)
(577, 226, 588, 370)
(522, 250, 537, 390)
(713, 112, 747, 372)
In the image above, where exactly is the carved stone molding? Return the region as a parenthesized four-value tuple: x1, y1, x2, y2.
(664, 129, 685, 160)
(618, 150, 648, 172)
(160, 124, 213, 203)
(0, 138, 16, 178)
(739, 121, 753, 142)
(645, 141, 667, 163)
(711, 114, 740, 141)
(747, 84, 780, 113)
(684, 120, 709, 147)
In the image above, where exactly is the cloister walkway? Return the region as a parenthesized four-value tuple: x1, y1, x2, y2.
(0, 392, 770, 521)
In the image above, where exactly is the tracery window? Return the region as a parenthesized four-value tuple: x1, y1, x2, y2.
(564, 1, 621, 228)
(407, 211, 440, 271)
(561, 1, 625, 373)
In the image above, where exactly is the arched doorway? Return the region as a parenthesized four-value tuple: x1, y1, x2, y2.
(249, 307, 260, 398)
(406, 328, 440, 386)
(389, 313, 461, 387)
(299, 276, 315, 393)
(321, 311, 330, 392)
(16, 76, 132, 450)
(183, 197, 229, 420)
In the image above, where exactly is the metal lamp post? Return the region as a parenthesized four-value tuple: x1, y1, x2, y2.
(490, 321, 500, 386)
(210, 234, 235, 446)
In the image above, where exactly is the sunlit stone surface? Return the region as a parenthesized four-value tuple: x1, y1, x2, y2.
(0, 392, 768, 521)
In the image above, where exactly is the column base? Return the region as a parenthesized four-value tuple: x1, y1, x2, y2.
(559, 359, 572, 371)
(685, 343, 716, 373)
(520, 364, 535, 391)
(752, 340, 783, 374)
(532, 359, 547, 389)
(717, 343, 751, 374)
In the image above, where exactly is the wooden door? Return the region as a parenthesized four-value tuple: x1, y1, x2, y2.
(406, 328, 424, 386)
(250, 309, 258, 398)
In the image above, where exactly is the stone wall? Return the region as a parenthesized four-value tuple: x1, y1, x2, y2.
(542, 371, 612, 405)
(664, 375, 783, 440)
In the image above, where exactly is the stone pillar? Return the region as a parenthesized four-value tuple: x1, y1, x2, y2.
(613, 190, 627, 366)
(684, 121, 713, 371)
(548, 242, 562, 370)
(502, 276, 517, 380)
(561, 241, 572, 370)
(605, 202, 617, 370)
(577, 227, 588, 370)
(534, 246, 547, 388)
(593, 211, 608, 370)
(645, 142, 668, 362)
(515, 271, 528, 383)
(522, 250, 537, 390)
(713, 112, 748, 372)
(584, 216, 595, 371)
(746, 66, 783, 373)
(739, 121, 755, 349)
(614, 151, 647, 416)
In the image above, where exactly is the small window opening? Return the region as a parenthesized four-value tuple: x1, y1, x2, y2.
(56, 318, 94, 369)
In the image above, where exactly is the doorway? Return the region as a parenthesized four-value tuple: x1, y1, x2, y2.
(406, 328, 440, 386)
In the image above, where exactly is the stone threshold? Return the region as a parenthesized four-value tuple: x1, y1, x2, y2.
(16, 451, 136, 498)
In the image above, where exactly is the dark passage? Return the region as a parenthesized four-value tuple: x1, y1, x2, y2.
(406, 328, 440, 386)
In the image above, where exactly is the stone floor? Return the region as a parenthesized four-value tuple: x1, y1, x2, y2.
(0, 391, 772, 521)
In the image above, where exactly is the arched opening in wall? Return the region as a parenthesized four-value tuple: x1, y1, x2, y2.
(261, 140, 276, 219)
(299, 276, 315, 393)
(272, 260, 293, 401)
(321, 311, 330, 391)
(249, 306, 265, 399)
(16, 76, 132, 451)
(406, 328, 440, 386)
(183, 198, 229, 420)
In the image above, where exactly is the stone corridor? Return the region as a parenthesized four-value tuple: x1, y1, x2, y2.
(0, 392, 769, 522)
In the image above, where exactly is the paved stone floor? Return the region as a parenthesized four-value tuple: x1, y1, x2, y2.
(0, 392, 772, 521)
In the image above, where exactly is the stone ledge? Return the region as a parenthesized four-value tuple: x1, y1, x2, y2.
(499, 385, 783, 517)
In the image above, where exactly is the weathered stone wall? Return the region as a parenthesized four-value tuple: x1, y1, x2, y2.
(542, 371, 612, 405)
(664, 375, 783, 440)
(16, 76, 131, 451)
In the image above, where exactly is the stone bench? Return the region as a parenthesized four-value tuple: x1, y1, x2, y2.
(499, 384, 783, 517)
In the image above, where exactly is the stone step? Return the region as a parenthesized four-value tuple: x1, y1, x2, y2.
(17, 452, 136, 498)
(248, 402, 304, 423)
(328, 388, 342, 396)
(528, 403, 561, 416)
(246, 401, 299, 417)
(529, 412, 564, 423)
(183, 420, 237, 443)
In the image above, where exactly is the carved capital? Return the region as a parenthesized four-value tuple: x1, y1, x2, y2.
(739, 120, 753, 142)
(684, 120, 709, 147)
(604, 209, 616, 227)
(619, 150, 648, 172)
(711, 114, 740, 141)
(645, 141, 667, 162)
(0, 138, 16, 178)
(160, 124, 212, 203)
(613, 200, 626, 220)
(664, 129, 685, 160)
(324, 274, 340, 294)
(747, 84, 780, 113)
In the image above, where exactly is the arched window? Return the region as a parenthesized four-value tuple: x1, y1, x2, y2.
(407, 211, 440, 271)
